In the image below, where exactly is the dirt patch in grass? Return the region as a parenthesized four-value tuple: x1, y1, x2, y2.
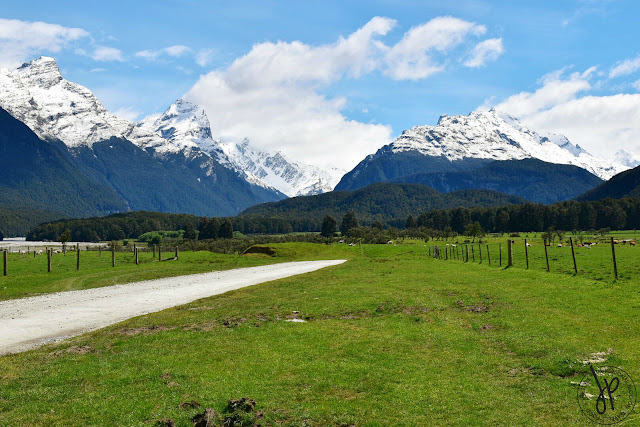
(179, 400, 202, 410)
(49, 345, 96, 357)
(242, 245, 277, 256)
(119, 325, 174, 336)
(456, 299, 492, 313)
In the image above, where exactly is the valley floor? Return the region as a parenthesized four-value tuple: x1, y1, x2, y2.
(0, 242, 638, 425)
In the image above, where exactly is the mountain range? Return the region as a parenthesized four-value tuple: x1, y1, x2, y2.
(0, 56, 638, 236)
(336, 109, 627, 195)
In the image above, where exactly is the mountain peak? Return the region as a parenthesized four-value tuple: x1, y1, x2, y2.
(16, 56, 62, 89)
(368, 109, 627, 180)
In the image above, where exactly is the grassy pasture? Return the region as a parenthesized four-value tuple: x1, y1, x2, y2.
(431, 232, 640, 282)
(0, 241, 638, 425)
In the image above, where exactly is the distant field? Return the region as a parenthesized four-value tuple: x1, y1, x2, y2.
(0, 241, 638, 425)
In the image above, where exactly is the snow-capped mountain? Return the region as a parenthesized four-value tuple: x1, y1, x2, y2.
(613, 149, 640, 169)
(0, 57, 337, 199)
(212, 139, 341, 197)
(335, 109, 628, 198)
(0, 57, 287, 216)
(134, 99, 341, 197)
(382, 109, 624, 180)
(0, 57, 131, 147)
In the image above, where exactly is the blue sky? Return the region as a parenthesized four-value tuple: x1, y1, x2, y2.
(1, 0, 640, 170)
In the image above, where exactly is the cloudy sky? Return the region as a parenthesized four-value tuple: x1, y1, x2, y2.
(1, 0, 639, 171)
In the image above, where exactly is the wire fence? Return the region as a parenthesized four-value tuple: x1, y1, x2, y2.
(0, 244, 179, 276)
(429, 236, 639, 282)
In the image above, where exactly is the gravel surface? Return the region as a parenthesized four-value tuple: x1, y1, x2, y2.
(0, 260, 346, 355)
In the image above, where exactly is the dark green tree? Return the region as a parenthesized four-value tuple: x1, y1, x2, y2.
(405, 215, 417, 229)
(464, 221, 484, 242)
(184, 222, 198, 240)
(320, 215, 337, 238)
(341, 209, 358, 236)
(0, 230, 3, 241)
(219, 219, 234, 239)
(372, 220, 384, 230)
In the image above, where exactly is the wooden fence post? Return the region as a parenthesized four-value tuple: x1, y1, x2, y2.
(471, 244, 475, 262)
(524, 239, 529, 269)
(487, 245, 491, 266)
(544, 240, 550, 272)
(47, 249, 52, 273)
(499, 243, 502, 266)
(478, 243, 482, 263)
(611, 237, 618, 280)
(465, 245, 469, 262)
(175, 247, 179, 260)
(135, 247, 139, 265)
(3, 250, 7, 276)
(569, 237, 577, 274)
(507, 240, 513, 267)
(159, 246, 162, 261)
(112, 245, 116, 267)
(428, 247, 431, 257)
(76, 243, 80, 271)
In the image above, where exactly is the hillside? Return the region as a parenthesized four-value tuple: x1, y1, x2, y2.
(388, 158, 603, 204)
(240, 182, 527, 225)
(577, 164, 640, 201)
(0, 107, 128, 220)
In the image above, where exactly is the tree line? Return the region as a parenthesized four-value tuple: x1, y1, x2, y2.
(24, 197, 640, 243)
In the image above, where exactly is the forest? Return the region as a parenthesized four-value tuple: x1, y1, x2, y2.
(23, 196, 640, 243)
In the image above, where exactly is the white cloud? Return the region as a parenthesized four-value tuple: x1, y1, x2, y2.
(464, 38, 504, 68)
(0, 18, 88, 68)
(494, 68, 591, 117)
(492, 67, 640, 159)
(90, 67, 106, 73)
(186, 17, 401, 170)
(91, 46, 123, 62)
(136, 45, 191, 61)
(195, 48, 215, 67)
(384, 17, 487, 80)
(113, 106, 141, 122)
(184, 16, 501, 171)
(633, 79, 640, 91)
(609, 56, 640, 78)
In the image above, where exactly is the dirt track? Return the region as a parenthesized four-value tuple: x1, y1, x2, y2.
(0, 260, 346, 355)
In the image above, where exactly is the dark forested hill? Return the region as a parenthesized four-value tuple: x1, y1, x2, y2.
(577, 164, 640, 201)
(239, 182, 527, 226)
(337, 157, 602, 203)
(0, 107, 129, 221)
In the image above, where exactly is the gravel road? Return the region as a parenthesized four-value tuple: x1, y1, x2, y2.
(0, 260, 346, 355)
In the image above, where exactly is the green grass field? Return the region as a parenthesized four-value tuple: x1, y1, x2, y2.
(427, 232, 640, 282)
(0, 241, 638, 425)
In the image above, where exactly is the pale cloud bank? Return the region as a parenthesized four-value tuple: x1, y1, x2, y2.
(0, 18, 88, 68)
(186, 16, 503, 171)
(492, 66, 640, 159)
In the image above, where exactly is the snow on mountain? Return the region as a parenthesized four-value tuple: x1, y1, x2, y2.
(132, 99, 340, 196)
(213, 139, 342, 197)
(0, 57, 337, 197)
(385, 109, 626, 180)
(0, 57, 132, 147)
(132, 99, 217, 157)
(612, 149, 640, 169)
